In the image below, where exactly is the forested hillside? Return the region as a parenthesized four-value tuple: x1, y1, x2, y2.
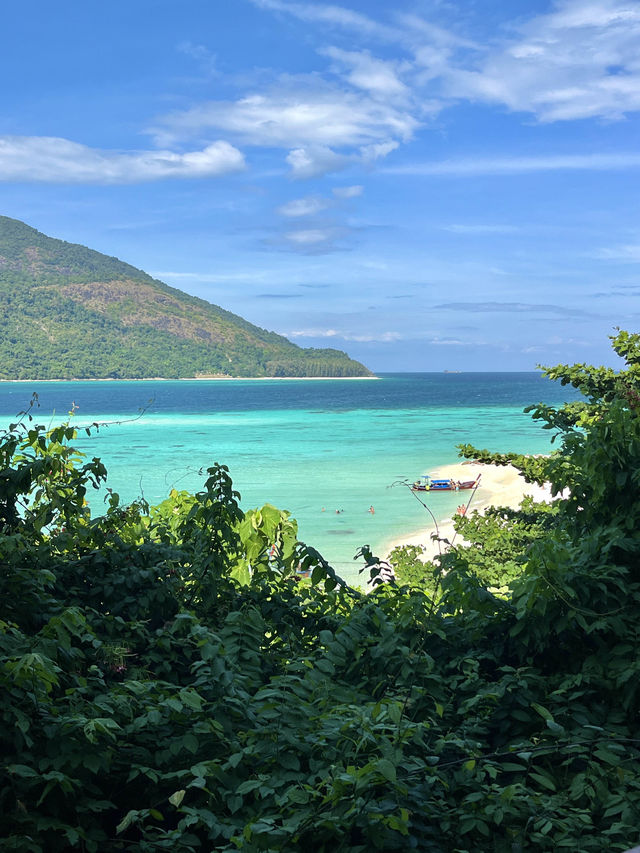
(2, 331, 640, 851)
(0, 216, 372, 378)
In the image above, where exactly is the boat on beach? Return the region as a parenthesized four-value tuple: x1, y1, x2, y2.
(411, 474, 480, 492)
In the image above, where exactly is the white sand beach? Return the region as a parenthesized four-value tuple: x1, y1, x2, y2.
(1, 375, 379, 383)
(384, 461, 557, 564)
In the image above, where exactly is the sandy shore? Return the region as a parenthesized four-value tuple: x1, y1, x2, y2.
(384, 461, 556, 564)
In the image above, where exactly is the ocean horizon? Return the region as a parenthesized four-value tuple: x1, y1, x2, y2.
(0, 372, 580, 586)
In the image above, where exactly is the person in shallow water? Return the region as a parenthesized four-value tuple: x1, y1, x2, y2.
(368, 506, 375, 514)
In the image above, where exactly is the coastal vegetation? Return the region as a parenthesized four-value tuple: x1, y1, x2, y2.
(0, 216, 371, 379)
(2, 330, 640, 851)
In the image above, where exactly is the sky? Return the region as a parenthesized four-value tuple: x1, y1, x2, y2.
(2, 0, 639, 371)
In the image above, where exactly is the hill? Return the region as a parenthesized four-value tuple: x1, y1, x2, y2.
(0, 216, 372, 379)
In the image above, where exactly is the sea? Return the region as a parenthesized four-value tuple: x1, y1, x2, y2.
(0, 374, 580, 586)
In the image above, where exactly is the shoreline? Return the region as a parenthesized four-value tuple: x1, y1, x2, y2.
(0, 375, 379, 383)
(383, 461, 557, 564)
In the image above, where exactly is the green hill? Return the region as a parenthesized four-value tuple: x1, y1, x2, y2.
(0, 216, 373, 379)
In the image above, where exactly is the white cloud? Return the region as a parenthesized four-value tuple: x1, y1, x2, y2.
(321, 47, 409, 98)
(277, 196, 329, 216)
(276, 189, 363, 221)
(384, 152, 640, 176)
(360, 140, 399, 162)
(444, 0, 640, 121)
(249, 0, 640, 126)
(429, 337, 470, 346)
(286, 141, 398, 178)
(153, 45, 419, 178)
(546, 2, 640, 31)
(156, 88, 418, 150)
(249, 0, 399, 42)
(124, 0, 640, 198)
(289, 327, 340, 337)
(346, 331, 402, 342)
(332, 185, 363, 198)
(284, 228, 336, 245)
(151, 270, 273, 283)
(244, 0, 640, 163)
(401, 12, 480, 86)
(0, 136, 245, 184)
(289, 327, 401, 342)
(285, 145, 349, 178)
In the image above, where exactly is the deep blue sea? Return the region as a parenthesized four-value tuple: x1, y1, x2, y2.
(0, 374, 580, 585)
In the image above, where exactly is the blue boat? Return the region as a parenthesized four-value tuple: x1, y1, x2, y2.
(411, 475, 479, 492)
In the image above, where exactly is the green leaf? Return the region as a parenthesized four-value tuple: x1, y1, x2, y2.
(279, 753, 300, 771)
(376, 759, 397, 782)
(531, 702, 554, 722)
(315, 658, 335, 675)
(236, 779, 263, 795)
(180, 688, 204, 711)
(183, 733, 199, 754)
(227, 794, 243, 814)
(530, 771, 557, 792)
(116, 810, 138, 834)
(594, 748, 622, 766)
(311, 565, 325, 585)
(169, 790, 186, 807)
(287, 787, 310, 804)
(388, 703, 402, 724)
(8, 764, 38, 778)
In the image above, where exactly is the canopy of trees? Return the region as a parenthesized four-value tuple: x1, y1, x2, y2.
(2, 330, 640, 851)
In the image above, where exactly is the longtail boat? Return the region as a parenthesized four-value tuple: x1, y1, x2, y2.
(411, 475, 480, 492)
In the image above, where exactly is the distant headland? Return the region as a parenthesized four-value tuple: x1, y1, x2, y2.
(0, 216, 373, 380)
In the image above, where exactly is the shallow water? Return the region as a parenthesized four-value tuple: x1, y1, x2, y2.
(0, 374, 579, 585)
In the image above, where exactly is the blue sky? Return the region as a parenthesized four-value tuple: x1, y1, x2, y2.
(2, 0, 639, 371)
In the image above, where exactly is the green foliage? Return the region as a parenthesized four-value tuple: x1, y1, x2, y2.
(3, 330, 640, 850)
(388, 543, 442, 598)
(0, 216, 372, 379)
(390, 498, 557, 599)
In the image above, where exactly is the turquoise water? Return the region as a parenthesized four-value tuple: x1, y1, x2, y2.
(0, 374, 578, 585)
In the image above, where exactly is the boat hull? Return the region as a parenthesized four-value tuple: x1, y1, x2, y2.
(411, 479, 478, 492)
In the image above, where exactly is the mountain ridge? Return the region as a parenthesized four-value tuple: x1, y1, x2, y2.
(0, 216, 372, 379)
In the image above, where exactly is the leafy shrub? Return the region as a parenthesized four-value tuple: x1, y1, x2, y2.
(2, 331, 640, 851)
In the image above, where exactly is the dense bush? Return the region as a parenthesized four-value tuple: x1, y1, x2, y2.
(2, 331, 640, 851)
